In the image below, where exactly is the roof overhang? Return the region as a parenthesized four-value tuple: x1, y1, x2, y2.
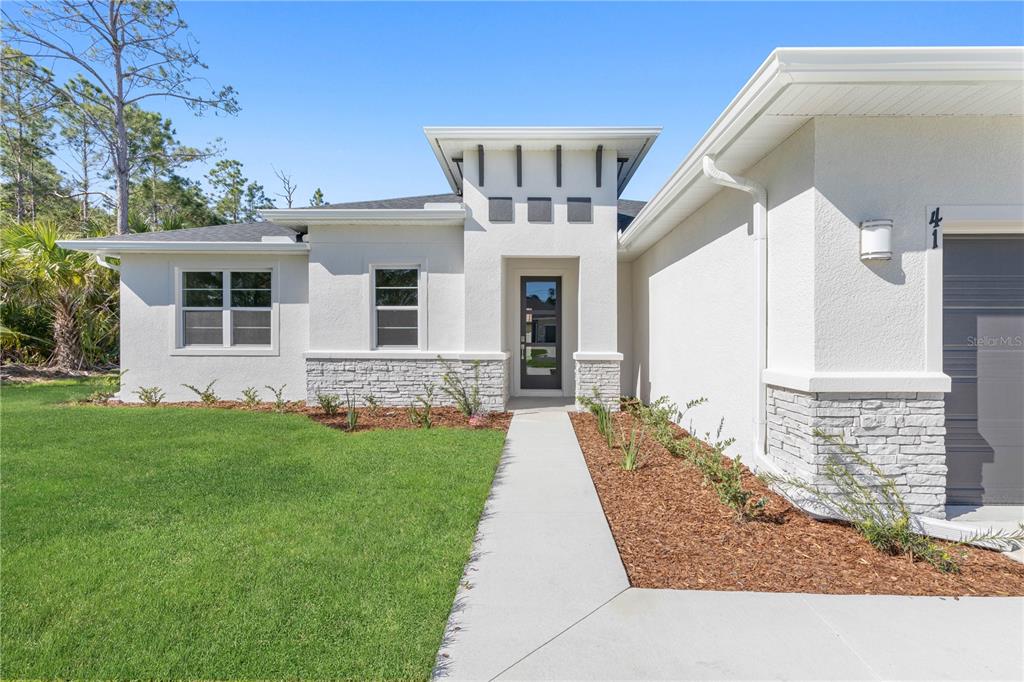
(260, 207, 466, 228)
(57, 240, 311, 256)
(618, 46, 1024, 258)
(423, 126, 661, 197)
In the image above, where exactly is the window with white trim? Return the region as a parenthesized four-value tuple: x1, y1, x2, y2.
(181, 270, 272, 347)
(374, 267, 419, 348)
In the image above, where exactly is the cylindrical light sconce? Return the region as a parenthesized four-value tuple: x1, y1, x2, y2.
(860, 219, 893, 261)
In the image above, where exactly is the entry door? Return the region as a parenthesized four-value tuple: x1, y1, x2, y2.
(520, 277, 562, 390)
(943, 237, 1024, 505)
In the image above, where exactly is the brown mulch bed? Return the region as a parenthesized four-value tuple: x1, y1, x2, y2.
(1, 363, 110, 383)
(570, 411, 1024, 596)
(101, 399, 512, 433)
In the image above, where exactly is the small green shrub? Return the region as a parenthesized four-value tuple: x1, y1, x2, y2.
(317, 393, 342, 417)
(766, 430, 1024, 572)
(87, 370, 127, 403)
(617, 418, 646, 471)
(363, 394, 381, 414)
(408, 384, 435, 429)
(578, 389, 615, 447)
(182, 380, 219, 405)
(134, 386, 165, 406)
(345, 392, 358, 432)
(264, 384, 287, 412)
(439, 357, 482, 416)
(240, 386, 260, 408)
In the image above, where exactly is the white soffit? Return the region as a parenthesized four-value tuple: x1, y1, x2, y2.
(423, 126, 662, 197)
(619, 46, 1024, 258)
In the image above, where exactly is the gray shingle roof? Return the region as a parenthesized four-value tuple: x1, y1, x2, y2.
(320, 193, 463, 210)
(83, 222, 300, 243)
(318, 192, 647, 230)
(617, 199, 646, 231)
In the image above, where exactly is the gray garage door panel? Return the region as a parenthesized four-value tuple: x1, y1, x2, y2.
(943, 237, 1024, 505)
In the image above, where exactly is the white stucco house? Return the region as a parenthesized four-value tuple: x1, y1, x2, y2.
(62, 46, 1023, 519)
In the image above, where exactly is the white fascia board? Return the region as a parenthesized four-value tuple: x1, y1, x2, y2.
(260, 207, 466, 228)
(618, 46, 1024, 257)
(762, 368, 952, 393)
(57, 240, 311, 256)
(424, 126, 663, 196)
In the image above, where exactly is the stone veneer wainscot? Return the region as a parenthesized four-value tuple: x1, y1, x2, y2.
(306, 357, 509, 412)
(766, 385, 947, 518)
(575, 359, 622, 411)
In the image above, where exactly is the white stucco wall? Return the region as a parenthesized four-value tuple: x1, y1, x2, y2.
(306, 224, 465, 352)
(616, 260, 634, 395)
(460, 146, 621, 397)
(118, 253, 309, 402)
(461, 148, 620, 356)
(629, 122, 816, 455)
(812, 116, 1024, 374)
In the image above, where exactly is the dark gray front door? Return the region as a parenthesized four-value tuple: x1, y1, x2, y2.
(520, 277, 561, 390)
(943, 237, 1024, 505)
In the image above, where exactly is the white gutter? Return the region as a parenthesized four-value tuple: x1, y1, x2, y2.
(261, 207, 466, 228)
(57, 240, 311, 256)
(94, 254, 120, 272)
(701, 155, 768, 461)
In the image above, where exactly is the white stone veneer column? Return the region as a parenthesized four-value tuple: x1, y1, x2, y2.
(575, 359, 622, 411)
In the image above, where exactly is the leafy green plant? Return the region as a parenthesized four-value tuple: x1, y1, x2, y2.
(182, 380, 219, 405)
(363, 394, 381, 415)
(240, 386, 260, 408)
(617, 418, 646, 471)
(408, 384, 436, 429)
(439, 357, 482, 416)
(578, 388, 615, 447)
(134, 386, 165, 406)
(317, 393, 342, 417)
(766, 430, 1024, 572)
(87, 370, 127, 403)
(345, 392, 359, 432)
(264, 384, 287, 412)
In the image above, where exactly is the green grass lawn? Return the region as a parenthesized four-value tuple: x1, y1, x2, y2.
(0, 380, 505, 679)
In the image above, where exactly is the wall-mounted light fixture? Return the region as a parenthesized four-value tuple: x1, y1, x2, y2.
(860, 219, 893, 261)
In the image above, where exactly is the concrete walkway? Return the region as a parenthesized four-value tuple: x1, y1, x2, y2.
(434, 405, 628, 680)
(435, 406, 1024, 681)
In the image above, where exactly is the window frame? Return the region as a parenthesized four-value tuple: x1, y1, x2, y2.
(172, 264, 280, 356)
(370, 263, 426, 350)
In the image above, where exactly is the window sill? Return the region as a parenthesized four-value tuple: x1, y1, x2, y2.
(171, 346, 280, 357)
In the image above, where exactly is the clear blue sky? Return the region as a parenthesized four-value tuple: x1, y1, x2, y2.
(117, 2, 1024, 204)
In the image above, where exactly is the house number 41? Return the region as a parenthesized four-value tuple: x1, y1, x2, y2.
(929, 207, 942, 249)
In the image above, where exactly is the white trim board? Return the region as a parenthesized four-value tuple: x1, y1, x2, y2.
(762, 368, 952, 393)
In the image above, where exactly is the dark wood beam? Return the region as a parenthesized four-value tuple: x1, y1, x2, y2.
(516, 145, 522, 187)
(596, 145, 603, 188)
(478, 144, 485, 186)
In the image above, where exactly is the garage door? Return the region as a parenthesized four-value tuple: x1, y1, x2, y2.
(943, 237, 1024, 505)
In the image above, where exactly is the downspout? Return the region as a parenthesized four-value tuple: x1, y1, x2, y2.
(94, 254, 120, 272)
(701, 155, 767, 462)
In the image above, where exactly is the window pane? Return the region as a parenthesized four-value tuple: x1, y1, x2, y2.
(231, 290, 272, 307)
(489, 197, 514, 222)
(231, 271, 271, 290)
(184, 272, 222, 289)
(375, 268, 418, 288)
(231, 310, 271, 346)
(184, 289, 224, 307)
(183, 310, 223, 346)
(377, 309, 417, 328)
(375, 288, 418, 306)
(567, 197, 593, 223)
(376, 327, 417, 346)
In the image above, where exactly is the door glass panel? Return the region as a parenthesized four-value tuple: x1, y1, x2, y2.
(521, 278, 561, 389)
